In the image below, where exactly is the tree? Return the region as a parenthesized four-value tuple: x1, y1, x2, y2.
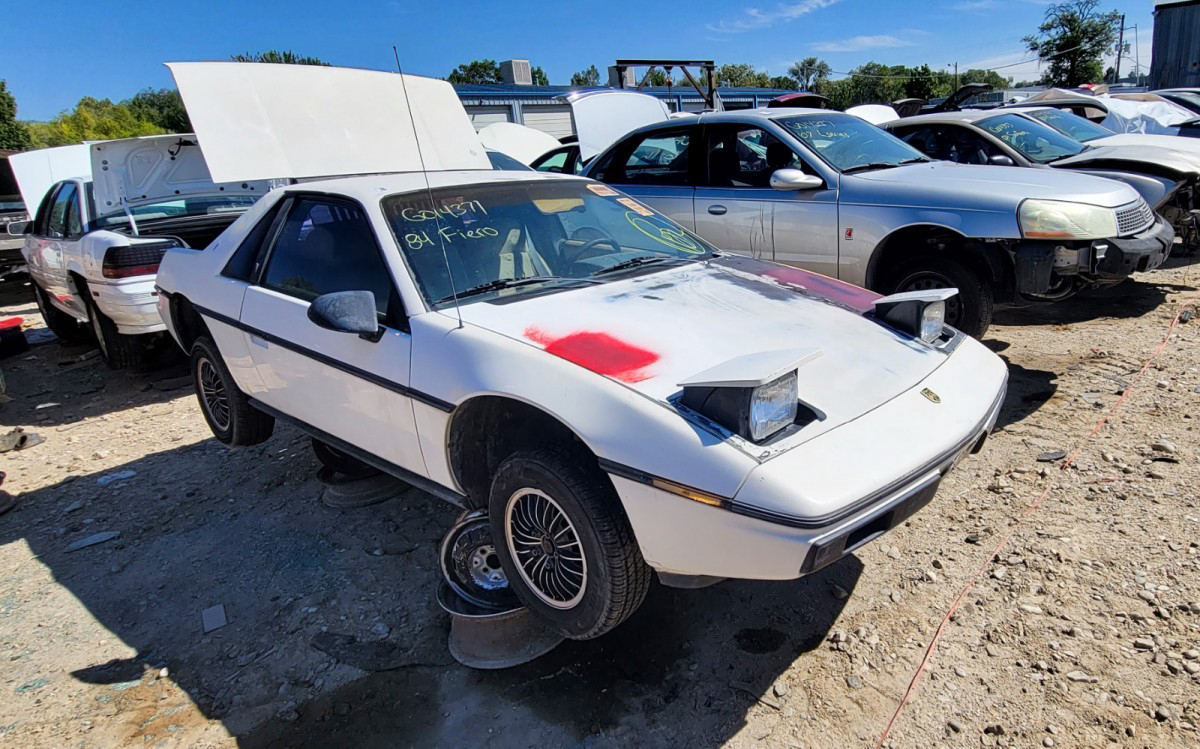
(27, 97, 164, 149)
(447, 60, 502, 84)
(788, 57, 831, 90)
(717, 63, 771, 88)
(125, 88, 191, 133)
(641, 68, 669, 86)
(0, 80, 32, 150)
(1023, 0, 1120, 86)
(768, 75, 799, 91)
(231, 50, 329, 66)
(959, 69, 1012, 90)
(531, 66, 549, 86)
(570, 65, 601, 86)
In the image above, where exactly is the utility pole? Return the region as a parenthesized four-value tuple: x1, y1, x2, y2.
(1114, 13, 1125, 83)
(949, 62, 958, 90)
(1133, 24, 1140, 86)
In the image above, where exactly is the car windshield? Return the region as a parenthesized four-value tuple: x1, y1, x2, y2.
(777, 114, 928, 172)
(382, 180, 716, 308)
(1164, 91, 1200, 114)
(1022, 108, 1114, 143)
(978, 113, 1087, 163)
(93, 195, 258, 230)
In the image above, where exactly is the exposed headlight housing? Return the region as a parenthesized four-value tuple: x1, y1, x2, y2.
(872, 288, 956, 343)
(678, 351, 822, 444)
(1019, 199, 1117, 240)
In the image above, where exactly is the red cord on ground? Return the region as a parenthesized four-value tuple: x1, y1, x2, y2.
(874, 298, 1197, 749)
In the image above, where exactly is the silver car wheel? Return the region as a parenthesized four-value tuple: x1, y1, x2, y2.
(197, 356, 231, 432)
(504, 488, 587, 609)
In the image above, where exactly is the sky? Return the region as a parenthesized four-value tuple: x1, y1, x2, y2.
(3, 0, 1159, 122)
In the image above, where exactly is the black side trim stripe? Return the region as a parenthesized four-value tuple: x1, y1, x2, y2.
(192, 303, 455, 413)
(248, 397, 468, 508)
(601, 381, 1008, 530)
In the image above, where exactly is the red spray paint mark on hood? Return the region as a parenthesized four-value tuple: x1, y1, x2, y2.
(525, 327, 659, 383)
(763, 266, 880, 313)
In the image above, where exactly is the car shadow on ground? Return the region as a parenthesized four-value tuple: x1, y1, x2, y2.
(0, 426, 861, 748)
(992, 358, 1058, 432)
(991, 275, 1193, 328)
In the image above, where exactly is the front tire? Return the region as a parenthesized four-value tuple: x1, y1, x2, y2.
(190, 336, 274, 446)
(884, 255, 993, 337)
(32, 283, 88, 343)
(488, 447, 650, 640)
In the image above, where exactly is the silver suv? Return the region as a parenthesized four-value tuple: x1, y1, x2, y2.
(582, 110, 1173, 335)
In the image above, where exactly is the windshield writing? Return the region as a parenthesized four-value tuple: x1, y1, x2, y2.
(979, 114, 1086, 163)
(778, 114, 927, 172)
(1024, 109, 1114, 143)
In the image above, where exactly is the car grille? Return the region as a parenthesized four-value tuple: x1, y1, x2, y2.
(1115, 200, 1155, 237)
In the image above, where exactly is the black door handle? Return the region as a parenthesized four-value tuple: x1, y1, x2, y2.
(707, 205, 727, 215)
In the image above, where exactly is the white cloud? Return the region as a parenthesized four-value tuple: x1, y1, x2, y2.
(951, 0, 995, 10)
(812, 35, 918, 53)
(707, 0, 840, 34)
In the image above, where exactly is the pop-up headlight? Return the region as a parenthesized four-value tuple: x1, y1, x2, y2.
(872, 288, 957, 343)
(678, 350, 823, 444)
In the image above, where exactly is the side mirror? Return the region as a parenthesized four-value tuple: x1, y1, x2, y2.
(7, 221, 31, 236)
(988, 154, 1015, 167)
(770, 169, 824, 191)
(307, 290, 382, 340)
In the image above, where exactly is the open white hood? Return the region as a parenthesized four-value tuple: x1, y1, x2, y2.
(8, 144, 91, 212)
(477, 122, 562, 164)
(167, 62, 490, 184)
(564, 90, 671, 161)
(88, 134, 273, 216)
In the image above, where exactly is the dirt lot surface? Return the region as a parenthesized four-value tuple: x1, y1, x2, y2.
(0, 259, 1198, 749)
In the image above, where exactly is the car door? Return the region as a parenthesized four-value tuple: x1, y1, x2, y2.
(239, 194, 427, 476)
(28, 182, 87, 317)
(588, 126, 697, 230)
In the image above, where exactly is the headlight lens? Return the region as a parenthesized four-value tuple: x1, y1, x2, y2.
(749, 371, 799, 442)
(920, 300, 946, 343)
(1019, 199, 1117, 240)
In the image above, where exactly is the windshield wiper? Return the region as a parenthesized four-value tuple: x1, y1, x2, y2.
(435, 276, 592, 305)
(591, 255, 685, 277)
(842, 161, 912, 174)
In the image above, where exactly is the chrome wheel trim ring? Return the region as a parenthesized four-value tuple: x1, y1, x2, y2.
(504, 488, 587, 610)
(197, 356, 231, 432)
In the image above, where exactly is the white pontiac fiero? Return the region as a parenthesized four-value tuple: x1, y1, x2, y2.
(156, 167, 1008, 639)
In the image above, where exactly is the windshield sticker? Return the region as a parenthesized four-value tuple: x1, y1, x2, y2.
(625, 212, 704, 254)
(617, 197, 654, 217)
(586, 184, 618, 197)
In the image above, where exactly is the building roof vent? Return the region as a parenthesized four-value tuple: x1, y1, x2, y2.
(500, 60, 533, 86)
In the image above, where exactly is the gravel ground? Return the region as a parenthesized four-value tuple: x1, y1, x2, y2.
(0, 258, 1197, 749)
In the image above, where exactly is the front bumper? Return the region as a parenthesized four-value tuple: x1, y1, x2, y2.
(1092, 216, 1173, 279)
(90, 277, 166, 335)
(613, 336, 1008, 580)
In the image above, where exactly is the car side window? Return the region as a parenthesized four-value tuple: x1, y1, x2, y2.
(596, 129, 692, 186)
(222, 200, 286, 281)
(534, 149, 569, 173)
(703, 125, 809, 188)
(261, 197, 398, 319)
(899, 125, 1000, 165)
(65, 189, 84, 238)
(32, 184, 62, 236)
(46, 183, 78, 239)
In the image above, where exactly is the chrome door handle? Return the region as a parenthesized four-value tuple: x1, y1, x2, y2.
(707, 205, 728, 215)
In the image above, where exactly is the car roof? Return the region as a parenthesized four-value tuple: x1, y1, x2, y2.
(619, 108, 855, 139)
(288, 169, 589, 201)
(884, 110, 1005, 126)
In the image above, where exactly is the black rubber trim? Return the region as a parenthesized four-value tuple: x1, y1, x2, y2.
(247, 397, 467, 507)
(155, 285, 173, 299)
(601, 381, 1007, 530)
(192, 303, 455, 413)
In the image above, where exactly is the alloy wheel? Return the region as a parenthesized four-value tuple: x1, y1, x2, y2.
(197, 356, 231, 432)
(504, 488, 587, 609)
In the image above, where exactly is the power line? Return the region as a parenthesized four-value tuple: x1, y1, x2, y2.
(821, 42, 1085, 80)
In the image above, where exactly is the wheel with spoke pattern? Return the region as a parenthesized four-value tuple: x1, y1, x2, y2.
(489, 447, 650, 640)
(884, 255, 993, 337)
(190, 336, 274, 446)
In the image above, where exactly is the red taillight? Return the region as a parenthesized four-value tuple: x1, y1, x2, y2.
(102, 241, 176, 279)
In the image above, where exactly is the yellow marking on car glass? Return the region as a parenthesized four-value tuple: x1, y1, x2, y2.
(533, 198, 585, 214)
(617, 197, 654, 217)
(586, 184, 618, 197)
(625, 212, 704, 254)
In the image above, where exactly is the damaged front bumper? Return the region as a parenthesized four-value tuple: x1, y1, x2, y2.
(1091, 215, 1174, 279)
(1013, 216, 1174, 297)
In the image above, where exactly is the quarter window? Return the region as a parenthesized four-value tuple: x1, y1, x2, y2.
(46, 183, 78, 239)
(261, 198, 397, 318)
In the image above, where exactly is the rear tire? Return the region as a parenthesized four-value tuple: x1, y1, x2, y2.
(80, 285, 150, 369)
(488, 447, 650, 640)
(32, 283, 88, 343)
(884, 255, 993, 337)
(190, 336, 274, 446)
(311, 438, 378, 479)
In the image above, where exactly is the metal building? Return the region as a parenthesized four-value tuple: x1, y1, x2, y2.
(1150, 0, 1200, 89)
(453, 83, 794, 139)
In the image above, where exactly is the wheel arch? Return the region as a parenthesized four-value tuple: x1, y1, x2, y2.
(447, 395, 602, 509)
(166, 294, 212, 352)
(866, 224, 1012, 296)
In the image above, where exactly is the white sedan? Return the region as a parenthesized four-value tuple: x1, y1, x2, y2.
(156, 167, 1008, 638)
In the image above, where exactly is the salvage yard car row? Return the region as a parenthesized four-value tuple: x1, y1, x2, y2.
(2, 62, 1195, 642)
